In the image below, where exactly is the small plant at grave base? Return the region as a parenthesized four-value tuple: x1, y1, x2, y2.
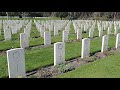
(54, 63, 75, 73)
(83, 56, 96, 63)
(38, 68, 52, 78)
(103, 51, 115, 56)
(51, 67, 61, 76)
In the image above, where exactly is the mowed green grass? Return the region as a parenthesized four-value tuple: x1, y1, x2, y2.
(57, 52, 120, 78)
(0, 34, 116, 78)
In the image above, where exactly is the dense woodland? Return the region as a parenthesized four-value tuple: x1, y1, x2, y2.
(0, 12, 120, 20)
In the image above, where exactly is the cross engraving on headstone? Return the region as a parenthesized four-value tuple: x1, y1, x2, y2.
(58, 43, 63, 50)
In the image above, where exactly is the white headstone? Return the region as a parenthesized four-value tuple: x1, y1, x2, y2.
(74, 25, 78, 34)
(81, 24, 83, 30)
(73, 23, 77, 33)
(7, 48, 26, 78)
(54, 26, 58, 36)
(44, 31, 51, 45)
(40, 25, 45, 37)
(24, 28, 30, 38)
(81, 38, 90, 58)
(101, 35, 109, 52)
(89, 28, 94, 38)
(99, 27, 103, 37)
(107, 27, 110, 35)
(49, 25, 53, 31)
(54, 42, 65, 66)
(114, 25, 118, 35)
(65, 26, 69, 34)
(84, 25, 87, 32)
(115, 33, 120, 48)
(20, 33, 29, 48)
(4, 28, 11, 40)
(11, 26, 17, 34)
(77, 29, 82, 40)
(62, 30, 68, 42)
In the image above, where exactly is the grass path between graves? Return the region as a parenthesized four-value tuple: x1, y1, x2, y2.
(56, 52, 120, 78)
(0, 34, 116, 78)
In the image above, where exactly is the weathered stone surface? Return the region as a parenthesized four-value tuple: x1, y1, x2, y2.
(7, 48, 26, 78)
(101, 35, 109, 52)
(81, 38, 90, 58)
(54, 42, 65, 66)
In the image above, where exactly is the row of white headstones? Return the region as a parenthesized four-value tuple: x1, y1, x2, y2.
(73, 20, 120, 37)
(20, 20, 71, 48)
(5, 19, 120, 78)
(20, 20, 120, 49)
(0, 20, 69, 37)
(1, 19, 119, 42)
(0, 20, 30, 40)
(0, 20, 70, 42)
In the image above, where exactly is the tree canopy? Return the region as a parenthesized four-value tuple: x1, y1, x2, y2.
(1, 12, 120, 20)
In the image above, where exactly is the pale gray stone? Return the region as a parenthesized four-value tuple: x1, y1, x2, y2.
(114, 25, 118, 35)
(101, 35, 109, 52)
(24, 28, 30, 38)
(20, 33, 29, 48)
(4, 28, 11, 40)
(54, 26, 58, 36)
(107, 27, 110, 35)
(99, 27, 103, 37)
(11, 26, 17, 34)
(54, 42, 65, 66)
(115, 33, 120, 48)
(89, 28, 93, 38)
(62, 30, 68, 42)
(81, 38, 90, 58)
(44, 31, 51, 45)
(7, 48, 26, 78)
(40, 25, 45, 37)
(77, 29, 82, 40)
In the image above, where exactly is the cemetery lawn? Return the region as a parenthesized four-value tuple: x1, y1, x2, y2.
(0, 35, 116, 78)
(56, 52, 120, 78)
(0, 19, 119, 78)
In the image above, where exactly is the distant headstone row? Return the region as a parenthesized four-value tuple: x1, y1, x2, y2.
(1, 19, 120, 50)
